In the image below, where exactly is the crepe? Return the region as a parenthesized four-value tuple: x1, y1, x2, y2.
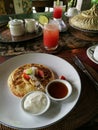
(69, 4, 98, 31)
(8, 63, 55, 98)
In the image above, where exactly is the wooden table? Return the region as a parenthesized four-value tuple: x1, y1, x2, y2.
(0, 16, 98, 130)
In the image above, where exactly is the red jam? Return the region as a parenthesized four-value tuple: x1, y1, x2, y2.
(48, 81, 68, 99)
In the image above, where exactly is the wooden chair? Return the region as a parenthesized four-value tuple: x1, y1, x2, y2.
(32, 0, 69, 12)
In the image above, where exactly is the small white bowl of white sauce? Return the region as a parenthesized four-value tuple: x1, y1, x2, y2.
(21, 91, 50, 116)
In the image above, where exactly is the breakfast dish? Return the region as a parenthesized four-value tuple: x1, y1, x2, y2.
(8, 63, 55, 98)
(0, 53, 81, 129)
(69, 4, 98, 31)
(87, 45, 98, 64)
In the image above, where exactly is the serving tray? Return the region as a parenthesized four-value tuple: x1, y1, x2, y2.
(0, 25, 42, 43)
(68, 17, 98, 42)
(69, 26, 98, 42)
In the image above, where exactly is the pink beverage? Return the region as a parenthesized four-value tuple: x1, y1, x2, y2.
(53, 6, 63, 19)
(43, 23, 59, 50)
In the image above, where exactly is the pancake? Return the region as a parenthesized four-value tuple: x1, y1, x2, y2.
(8, 63, 56, 98)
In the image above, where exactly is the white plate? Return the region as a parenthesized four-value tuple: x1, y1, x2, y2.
(0, 53, 81, 129)
(87, 45, 98, 64)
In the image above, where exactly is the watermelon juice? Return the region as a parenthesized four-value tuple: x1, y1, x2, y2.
(43, 23, 59, 50)
(53, 6, 63, 19)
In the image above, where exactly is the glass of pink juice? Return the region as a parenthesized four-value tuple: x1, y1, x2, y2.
(53, 6, 63, 19)
(43, 23, 59, 50)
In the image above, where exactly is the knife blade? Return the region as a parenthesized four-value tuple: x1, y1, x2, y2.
(73, 55, 98, 90)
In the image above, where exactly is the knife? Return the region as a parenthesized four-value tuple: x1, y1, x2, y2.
(73, 55, 98, 91)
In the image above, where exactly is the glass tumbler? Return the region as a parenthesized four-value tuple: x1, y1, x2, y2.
(43, 22, 59, 51)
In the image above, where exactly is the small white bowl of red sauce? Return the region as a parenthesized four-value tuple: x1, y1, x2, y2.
(46, 79, 72, 101)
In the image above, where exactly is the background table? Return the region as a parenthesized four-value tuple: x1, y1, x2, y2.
(0, 13, 98, 130)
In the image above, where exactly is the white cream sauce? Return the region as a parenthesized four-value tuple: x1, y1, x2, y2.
(24, 91, 48, 114)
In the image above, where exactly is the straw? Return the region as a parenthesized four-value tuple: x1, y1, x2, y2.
(57, 0, 60, 6)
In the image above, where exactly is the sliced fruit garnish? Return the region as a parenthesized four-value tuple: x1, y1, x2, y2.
(7, 23, 9, 28)
(59, 75, 66, 80)
(39, 15, 48, 25)
(23, 73, 30, 80)
(38, 69, 44, 78)
(24, 68, 33, 75)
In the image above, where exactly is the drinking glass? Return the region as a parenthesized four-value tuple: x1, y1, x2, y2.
(43, 22, 59, 51)
(53, 6, 63, 19)
(53, 1, 67, 32)
(53, 1, 63, 19)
